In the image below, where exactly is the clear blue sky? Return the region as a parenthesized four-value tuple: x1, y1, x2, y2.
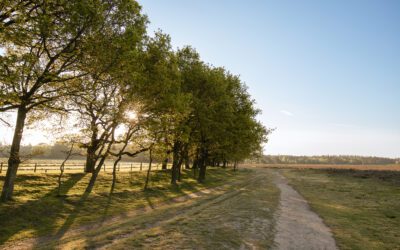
(142, 0, 400, 157)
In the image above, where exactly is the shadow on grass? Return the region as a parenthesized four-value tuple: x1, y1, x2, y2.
(0, 173, 86, 245)
(53, 189, 92, 241)
(0, 168, 236, 247)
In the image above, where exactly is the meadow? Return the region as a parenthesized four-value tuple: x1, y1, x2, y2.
(0, 162, 399, 249)
(0, 167, 249, 248)
(249, 163, 400, 171)
(279, 167, 400, 250)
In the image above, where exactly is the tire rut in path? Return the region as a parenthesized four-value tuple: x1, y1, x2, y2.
(272, 171, 338, 250)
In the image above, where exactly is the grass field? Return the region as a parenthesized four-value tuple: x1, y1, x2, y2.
(1, 163, 399, 249)
(282, 168, 400, 250)
(0, 168, 248, 246)
(57, 168, 279, 249)
(246, 163, 400, 171)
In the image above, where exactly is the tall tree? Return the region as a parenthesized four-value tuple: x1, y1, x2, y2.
(133, 33, 192, 185)
(0, 0, 147, 201)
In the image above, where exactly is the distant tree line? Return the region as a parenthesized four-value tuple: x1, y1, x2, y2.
(0, 1, 269, 201)
(0, 142, 149, 162)
(258, 155, 399, 165)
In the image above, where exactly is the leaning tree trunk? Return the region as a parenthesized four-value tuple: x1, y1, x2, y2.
(85, 155, 107, 195)
(1, 106, 27, 202)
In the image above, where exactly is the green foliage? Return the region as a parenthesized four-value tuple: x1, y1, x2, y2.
(1, 0, 270, 199)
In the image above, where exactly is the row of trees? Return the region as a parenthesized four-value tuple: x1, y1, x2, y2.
(0, 0, 268, 201)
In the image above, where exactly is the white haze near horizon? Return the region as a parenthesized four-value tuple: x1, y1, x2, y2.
(0, 111, 399, 158)
(1, 1, 400, 158)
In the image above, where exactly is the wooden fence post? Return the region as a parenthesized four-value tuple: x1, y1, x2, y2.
(140, 162, 142, 171)
(34, 163, 37, 173)
(0, 162, 3, 173)
(130, 163, 133, 172)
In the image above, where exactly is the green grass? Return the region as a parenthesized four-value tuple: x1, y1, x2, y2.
(46, 168, 280, 249)
(282, 169, 400, 250)
(107, 169, 279, 249)
(0, 168, 246, 245)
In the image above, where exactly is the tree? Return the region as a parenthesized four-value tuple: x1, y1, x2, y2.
(0, 0, 147, 201)
(132, 33, 192, 185)
(174, 47, 269, 181)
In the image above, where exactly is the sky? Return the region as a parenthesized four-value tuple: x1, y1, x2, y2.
(140, 0, 400, 157)
(1, 0, 399, 157)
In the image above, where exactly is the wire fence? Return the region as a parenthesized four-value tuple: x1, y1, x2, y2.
(0, 161, 164, 174)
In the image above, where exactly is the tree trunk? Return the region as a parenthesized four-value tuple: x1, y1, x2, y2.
(234, 161, 238, 171)
(197, 147, 208, 183)
(110, 156, 122, 194)
(1, 106, 27, 202)
(161, 157, 168, 170)
(198, 161, 207, 183)
(144, 149, 153, 190)
(84, 155, 107, 195)
(171, 141, 181, 185)
(184, 151, 190, 169)
(85, 147, 97, 173)
(223, 160, 227, 168)
(58, 143, 75, 196)
(181, 144, 190, 169)
(192, 158, 198, 169)
(177, 153, 184, 182)
(85, 120, 98, 173)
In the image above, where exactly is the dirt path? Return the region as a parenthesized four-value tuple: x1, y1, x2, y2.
(272, 171, 338, 250)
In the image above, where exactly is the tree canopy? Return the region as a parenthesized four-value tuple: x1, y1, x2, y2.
(0, 0, 269, 201)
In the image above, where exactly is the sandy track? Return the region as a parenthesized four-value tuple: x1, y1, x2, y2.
(272, 171, 338, 250)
